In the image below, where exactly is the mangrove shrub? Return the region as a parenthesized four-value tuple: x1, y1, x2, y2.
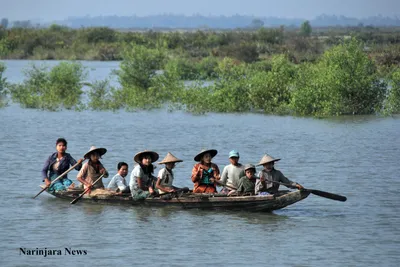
(248, 55, 295, 114)
(383, 68, 400, 114)
(0, 61, 7, 107)
(9, 62, 87, 110)
(291, 38, 386, 116)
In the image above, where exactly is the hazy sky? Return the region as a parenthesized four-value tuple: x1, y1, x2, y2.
(1, 0, 400, 21)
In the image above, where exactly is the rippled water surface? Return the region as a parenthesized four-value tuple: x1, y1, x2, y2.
(0, 60, 399, 266)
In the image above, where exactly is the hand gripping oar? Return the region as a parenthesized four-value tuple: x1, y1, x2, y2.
(70, 174, 105, 204)
(33, 160, 84, 199)
(265, 179, 347, 202)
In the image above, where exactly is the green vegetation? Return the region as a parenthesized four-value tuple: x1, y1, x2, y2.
(0, 61, 7, 107)
(1, 25, 400, 116)
(9, 62, 87, 110)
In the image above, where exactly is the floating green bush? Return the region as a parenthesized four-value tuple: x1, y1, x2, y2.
(383, 68, 400, 114)
(9, 62, 87, 110)
(0, 61, 7, 107)
(290, 38, 386, 116)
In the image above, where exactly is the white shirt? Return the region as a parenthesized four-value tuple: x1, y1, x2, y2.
(220, 164, 245, 188)
(129, 164, 152, 192)
(107, 174, 128, 191)
(157, 168, 174, 193)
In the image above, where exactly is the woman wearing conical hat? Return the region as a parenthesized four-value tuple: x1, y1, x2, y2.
(129, 150, 159, 201)
(191, 149, 220, 194)
(77, 146, 109, 191)
(255, 154, 303, 195)
(155, 152, 183, 194)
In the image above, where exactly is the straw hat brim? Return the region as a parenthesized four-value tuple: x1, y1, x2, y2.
(256, 158, 280, 166)
(134, 150, 159, 164)
(84, 148, 107, 159)
(158, 158, 183, 164)
(194, 149, 218, 162)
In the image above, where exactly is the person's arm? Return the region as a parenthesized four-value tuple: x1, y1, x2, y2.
(191, 165, 201, 183)
(116, 177, 128, 191)
(41, 154, 53, 184)
(210, 164, 220, 183)
(68, 154, 83, 171)
(77, 164, 91, 187)
(156, 169, 174, 192)
(156, 178, 174, 193)
(278, 171, 302, 189)
(236, 177, 244, 193)
(99, 162, 109, 178)
(219, 166, 228, 185)
(106, 175, 117, 190)
(255, 179, 263, 194)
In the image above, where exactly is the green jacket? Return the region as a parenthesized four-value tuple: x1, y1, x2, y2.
(237, 175, 256, 194)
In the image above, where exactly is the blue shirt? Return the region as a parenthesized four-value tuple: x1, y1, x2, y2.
(41, 152, 81, 181)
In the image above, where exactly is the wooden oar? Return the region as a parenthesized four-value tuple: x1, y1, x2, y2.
(265, 179, 347, 202)
(70, 174, 105, 204)
(33, 160, 84, 199)
(158, 187, 191, 197)
(215, 180, 237, 191)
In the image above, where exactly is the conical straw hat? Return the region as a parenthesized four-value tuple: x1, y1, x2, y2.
(84, 146, 107, 159)
(194, 149, 218, 162)
(158, 152, 183, 164)
(257, 154, 280, 166)
(134, 150, 159, 164)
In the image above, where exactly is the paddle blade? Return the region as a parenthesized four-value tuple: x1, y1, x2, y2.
(33, 186, 48, 199)
(307, 189, 347, 202)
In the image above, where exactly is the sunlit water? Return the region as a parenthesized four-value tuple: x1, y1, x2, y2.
(0, 60, 399, 266)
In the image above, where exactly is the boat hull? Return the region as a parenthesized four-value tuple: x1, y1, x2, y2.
(44, 188, 310, 212)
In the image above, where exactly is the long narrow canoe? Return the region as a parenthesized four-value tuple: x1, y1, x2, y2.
(43, 187, 310, 212)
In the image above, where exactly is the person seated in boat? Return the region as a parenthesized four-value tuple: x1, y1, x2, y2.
(129, 150, 159, 201)
(234, 164, 258, 196)
(156, 152, 183, 194)
(107, 162, 130, 193)
(77, 146, 109, 192)
(191, 149, 220, 194)
(255, 154, 303, 195)
(219, 150, 245, 194)
(42, 138, 83, 192)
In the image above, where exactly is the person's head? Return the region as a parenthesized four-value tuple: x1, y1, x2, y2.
(201, 153, 212, 164)
(228, 150, 240, 166)
(158, 152, 183, 170)
(262, 162, 274, 171)
(257, 154, 280, 171)
(140, 153, 153, 166)
(117, 162, 128, 177)
(84, 146, 107, 162)
(244, 164, 256, 179)
(165, 162, 176, 170)
(194, 149, 218, 164)
(56, 138, 67, 154)
(89, 152, 101, 162)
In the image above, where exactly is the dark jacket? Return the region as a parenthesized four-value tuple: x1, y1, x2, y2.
(41, 152, 81, 181)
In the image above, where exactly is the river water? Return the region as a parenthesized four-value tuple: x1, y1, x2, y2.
(0, 60, 399, 267)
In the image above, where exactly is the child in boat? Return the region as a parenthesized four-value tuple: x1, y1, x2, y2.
(42, 138, 83, 192)
(77, 146, 109, 192)
(107, 162, 130, 193)
(235, 164, 257, 196)
(219, 150, 245, 194)
(255, 154, 303, 195)
(191, 149, 220, 193)
(129, 150, 159, 201)
(156, 152, 183, 194)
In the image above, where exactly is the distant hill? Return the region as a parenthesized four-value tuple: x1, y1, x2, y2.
(10, 14, 400, 29)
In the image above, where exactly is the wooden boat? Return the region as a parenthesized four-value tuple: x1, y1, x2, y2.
(43, 188, 310, 212)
